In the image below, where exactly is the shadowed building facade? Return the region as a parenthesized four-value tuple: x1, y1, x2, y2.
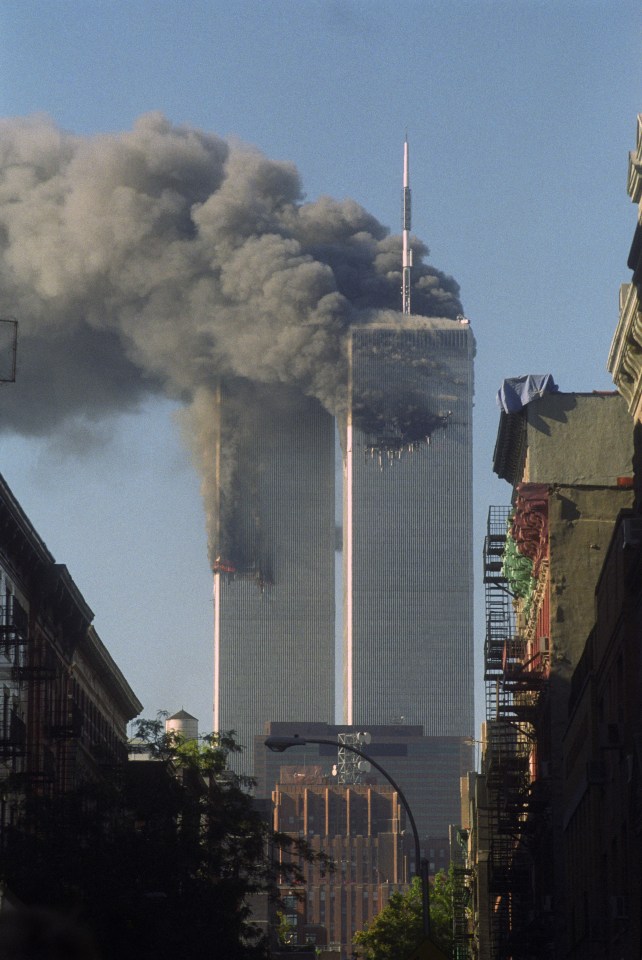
(272, 775, 408, 955)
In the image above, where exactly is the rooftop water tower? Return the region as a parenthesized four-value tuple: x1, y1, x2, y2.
(165, 709, 198, 742)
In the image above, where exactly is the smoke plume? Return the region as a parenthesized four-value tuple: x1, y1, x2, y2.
(0, 113, 463, 560)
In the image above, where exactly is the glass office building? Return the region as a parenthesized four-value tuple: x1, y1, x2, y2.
(213, 381, 336, 774)
(342, 318, 475, 738)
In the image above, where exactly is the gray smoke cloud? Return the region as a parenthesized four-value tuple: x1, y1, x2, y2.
(0, 113, 463, 559)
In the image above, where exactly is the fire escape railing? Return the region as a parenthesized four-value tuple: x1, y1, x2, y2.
(481, 507, 549, 960)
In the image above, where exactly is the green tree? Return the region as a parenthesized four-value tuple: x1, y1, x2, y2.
(2, 718, 325, 960)
(352, 869, 454, 960)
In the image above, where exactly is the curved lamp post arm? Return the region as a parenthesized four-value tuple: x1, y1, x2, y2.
(264, 734, 431, 938)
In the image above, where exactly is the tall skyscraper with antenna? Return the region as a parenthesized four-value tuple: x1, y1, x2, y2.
(402, 136, 413, 315)
(341, 136, 475, 742)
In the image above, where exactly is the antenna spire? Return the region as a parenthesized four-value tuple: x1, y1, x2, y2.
(402, 136, 412, 314)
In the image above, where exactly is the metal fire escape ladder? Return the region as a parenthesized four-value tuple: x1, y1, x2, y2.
(483, 507, 539, 959)
(0, 596, 28, 759)
(452, 827, 474, 960)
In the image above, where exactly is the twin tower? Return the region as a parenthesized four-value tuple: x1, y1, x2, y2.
(211, 313, 475, 780)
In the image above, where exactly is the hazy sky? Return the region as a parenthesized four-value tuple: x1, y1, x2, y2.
(0, 1, 640, 740)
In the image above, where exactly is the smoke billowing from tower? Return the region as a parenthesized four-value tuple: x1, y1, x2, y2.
(0, 114, 462, 563)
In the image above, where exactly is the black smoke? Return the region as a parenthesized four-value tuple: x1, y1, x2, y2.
(0, 113, 463, 557)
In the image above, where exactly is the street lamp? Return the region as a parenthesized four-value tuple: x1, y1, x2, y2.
(264, 734, 431, 939)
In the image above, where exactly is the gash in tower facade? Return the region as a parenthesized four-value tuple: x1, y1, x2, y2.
(342, 316, 475, 738)
(214, 315, 475, 788)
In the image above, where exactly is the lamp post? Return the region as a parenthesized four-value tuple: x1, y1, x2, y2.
(264, 734, 431, 939)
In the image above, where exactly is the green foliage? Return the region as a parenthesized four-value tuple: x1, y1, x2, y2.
(502, 526, 536, 615)
(353, 878, 423, 960)
(352, 869, 454, 960)
(1, 716, 324, 960)
(431, 867, 456, 954)
(276, 910, 297, 946)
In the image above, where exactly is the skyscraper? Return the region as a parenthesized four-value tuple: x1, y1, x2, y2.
(214, 142, 474, 799)
(340, 136, 475, 738)
(213, 380, 336, 771)
(342, 317, 475, 737)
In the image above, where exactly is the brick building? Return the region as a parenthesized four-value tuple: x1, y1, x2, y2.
(272, 774, 408, 958)
(0, 470, 141, 843)
(470, 386, 634, 959)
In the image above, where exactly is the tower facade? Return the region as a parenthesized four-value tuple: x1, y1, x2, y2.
(342, 317, 475, 737)
(214, 143, 475, 810)
(213, 381, 336, 771)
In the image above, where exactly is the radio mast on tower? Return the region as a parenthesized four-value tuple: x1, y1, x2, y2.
(402, 136, 412, 314)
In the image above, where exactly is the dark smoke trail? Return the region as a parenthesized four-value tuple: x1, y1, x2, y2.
(0, 113, 463, 560)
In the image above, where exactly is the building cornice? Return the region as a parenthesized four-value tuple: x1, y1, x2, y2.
(492, 412, 527, 485)
(627, 114, 642, 204)
(608, 282, 642, 421)
(0, 473, 53, 570)
(84, 625, 143, 720)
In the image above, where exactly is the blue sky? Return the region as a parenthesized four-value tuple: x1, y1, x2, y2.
(0, 1, 640, 739)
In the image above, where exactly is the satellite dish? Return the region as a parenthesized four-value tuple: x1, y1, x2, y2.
(359, 732, 372, 745)
(357, 760, 371, 773)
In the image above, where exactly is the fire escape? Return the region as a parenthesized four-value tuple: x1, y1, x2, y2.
(0, 595, 28, 763)
(452, 826, 474, 960)
(482, 506, 549, 959)
(0, 589, 84, 801)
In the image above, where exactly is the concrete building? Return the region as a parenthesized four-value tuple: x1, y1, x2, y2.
(478, 385, 634, 959)
(213, 380, 336, 774)
(341, 317, 475, 739)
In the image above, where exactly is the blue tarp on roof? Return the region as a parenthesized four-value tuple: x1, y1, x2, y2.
(496, 374, 559, 414)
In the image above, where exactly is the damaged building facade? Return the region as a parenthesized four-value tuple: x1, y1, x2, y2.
(213, 315, 475, 843)
(213, 381, 336, 767)
(342, 317, 474, 741)
(211, 315, 474, 960)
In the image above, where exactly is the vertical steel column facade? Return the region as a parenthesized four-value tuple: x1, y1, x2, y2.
(215, 382, 336, 773)
(342, 319, 475, 738)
